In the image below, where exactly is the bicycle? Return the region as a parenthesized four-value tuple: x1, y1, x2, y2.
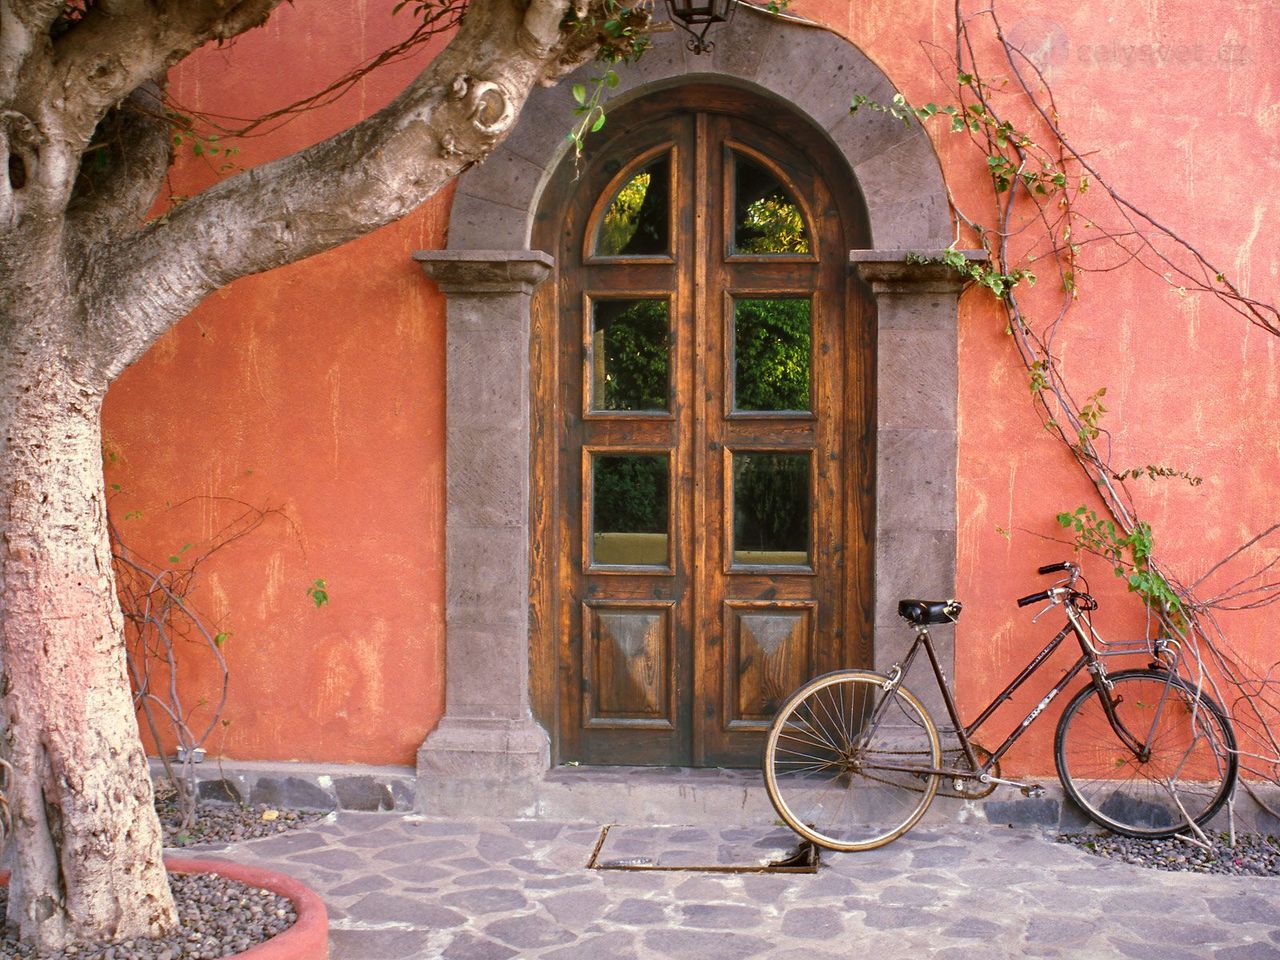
(762, 562, 1238, 851)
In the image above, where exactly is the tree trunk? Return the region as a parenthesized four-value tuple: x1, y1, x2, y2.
(0, 0, 624, 946)
(0, 311, 176, 949)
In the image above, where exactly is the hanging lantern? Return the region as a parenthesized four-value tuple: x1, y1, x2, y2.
(664, 0, 736, 55)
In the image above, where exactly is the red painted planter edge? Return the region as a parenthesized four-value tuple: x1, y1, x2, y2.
(0, 858, 329, 960)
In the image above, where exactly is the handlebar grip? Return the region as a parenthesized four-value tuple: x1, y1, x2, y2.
(1018, 590, 1051, 608)
(1037, 562, 1071, 575)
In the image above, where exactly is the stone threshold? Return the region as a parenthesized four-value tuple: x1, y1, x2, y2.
(149, 758, 416, 813)
(152, 759, 1279, 836)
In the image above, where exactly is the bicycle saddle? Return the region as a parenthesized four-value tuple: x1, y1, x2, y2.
(898, 599, 962, 625)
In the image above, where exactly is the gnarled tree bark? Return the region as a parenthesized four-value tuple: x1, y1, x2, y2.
(0, 0, 638, 948)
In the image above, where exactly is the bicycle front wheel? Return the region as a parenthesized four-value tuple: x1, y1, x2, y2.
(1055, 669, 1237, 838)
(763, 670, 941, 851)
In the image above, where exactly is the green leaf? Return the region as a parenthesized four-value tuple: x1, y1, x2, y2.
(590, 112, 606, 133)
(605, 69, 620, 88)
(214, 632, 229, 647)
(572, 84, 587, 105)
(308, 578, 329, 609)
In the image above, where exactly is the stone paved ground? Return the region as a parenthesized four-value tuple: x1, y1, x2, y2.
(190, 814, 1280, 960)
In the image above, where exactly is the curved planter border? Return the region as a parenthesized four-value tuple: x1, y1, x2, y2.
(1, 858, 328, 959)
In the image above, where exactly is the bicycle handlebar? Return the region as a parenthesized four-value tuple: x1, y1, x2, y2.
(1017, 562, 1080, 608)
(1037, 562, 1074, 575)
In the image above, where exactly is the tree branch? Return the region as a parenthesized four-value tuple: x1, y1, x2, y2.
(49, 0, 284, 149)
(86, 0, 603, 377)
(0, 0, 63, 103)
(66, 81, 172, 248)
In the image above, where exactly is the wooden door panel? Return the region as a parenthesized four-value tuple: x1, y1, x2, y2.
(722, 601, 815, 731)
(582, 601, 677, 728)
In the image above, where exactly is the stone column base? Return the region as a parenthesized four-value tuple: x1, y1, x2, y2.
(416, 716, 551, 817)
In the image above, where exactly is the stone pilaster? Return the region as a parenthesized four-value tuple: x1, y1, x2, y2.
(412, 251, 554, 790)
(851, 249, 983, 702)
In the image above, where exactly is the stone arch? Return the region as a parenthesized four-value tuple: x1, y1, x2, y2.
(447, 7, 951, 251)
(415, 5, 969, 801)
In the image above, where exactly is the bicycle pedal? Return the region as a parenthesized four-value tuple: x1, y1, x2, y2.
(1020, 784, 1046, 799)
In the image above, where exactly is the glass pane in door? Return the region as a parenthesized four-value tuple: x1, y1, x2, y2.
(731, 452, 811, 566)
(589, 299, 670, 412)
(732, 297, 812, 412)
(592, 453, 671, 566)
(731, 152, 811, 255)
(595, 153, 672, 257)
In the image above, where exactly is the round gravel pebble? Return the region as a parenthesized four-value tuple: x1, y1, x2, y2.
(1059, 832, 1280, 876)
(0, 872, 296, 959)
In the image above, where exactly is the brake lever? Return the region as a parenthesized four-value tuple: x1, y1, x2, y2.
(1029, 602, 1056, 625)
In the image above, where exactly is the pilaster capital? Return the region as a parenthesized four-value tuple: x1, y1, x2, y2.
(850, 249, 987, 295)
(413, 249, 555, 294)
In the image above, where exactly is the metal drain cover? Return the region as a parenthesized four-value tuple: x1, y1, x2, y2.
(588, 824, 819, 873)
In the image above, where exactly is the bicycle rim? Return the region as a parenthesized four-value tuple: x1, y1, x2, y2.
(1055, 670, 1237, 838)
(763, 671, 941, 851)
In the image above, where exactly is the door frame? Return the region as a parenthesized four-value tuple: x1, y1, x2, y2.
(414, 3, 976, 793)
(533, 87, 873, 767)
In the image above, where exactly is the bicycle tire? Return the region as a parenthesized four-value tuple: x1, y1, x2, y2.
(1055, 669, 1237, 838)
(763, 670, 941, 851)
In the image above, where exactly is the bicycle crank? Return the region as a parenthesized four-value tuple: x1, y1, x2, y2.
(937, 744, 1001, 799)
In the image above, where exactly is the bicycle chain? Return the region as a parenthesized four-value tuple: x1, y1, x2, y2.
(833, 743, 1000, 799)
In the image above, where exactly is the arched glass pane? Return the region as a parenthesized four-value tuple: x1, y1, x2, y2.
(732, 153, 811, 255)
(594, 153, 671, 257)
(732, 297, 812, 412)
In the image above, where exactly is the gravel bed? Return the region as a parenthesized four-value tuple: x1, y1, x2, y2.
(0, 872, 296, 959)
(1059, 832, 1280, 876)
(0, 796, 323, 957)
(155, 791, 327, 848)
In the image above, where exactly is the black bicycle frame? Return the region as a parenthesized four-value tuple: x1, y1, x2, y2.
(875, 612, 1134, 781)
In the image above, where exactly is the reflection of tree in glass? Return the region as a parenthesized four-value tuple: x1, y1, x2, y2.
(733, 155, 810, 255)
(595, 299, 669, 410)
(596, 155, 671, 256)
(595, 455, 669, 534)
(734, 453, 810, 555)
(734, 298, 811, 411)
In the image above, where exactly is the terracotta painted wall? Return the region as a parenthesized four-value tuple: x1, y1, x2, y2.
(103, 4, 454, 765)
(103, 0, 1279, 771)
(815, 0, 1280, 773)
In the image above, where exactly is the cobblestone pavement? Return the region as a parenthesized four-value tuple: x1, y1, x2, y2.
(192, 814, 1280, 960)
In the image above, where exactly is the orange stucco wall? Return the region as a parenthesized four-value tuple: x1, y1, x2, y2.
(103, 4, 453, 764)
(103, 1, 1279, 770)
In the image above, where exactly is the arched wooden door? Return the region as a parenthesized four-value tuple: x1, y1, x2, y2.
(532, 86, 874, 767)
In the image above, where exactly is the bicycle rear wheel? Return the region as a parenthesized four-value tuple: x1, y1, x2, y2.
(1055, 669, 1237, 838)
(763, 670, 941, 851)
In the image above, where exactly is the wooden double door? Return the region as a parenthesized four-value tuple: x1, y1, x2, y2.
(532, 87, 874, 767)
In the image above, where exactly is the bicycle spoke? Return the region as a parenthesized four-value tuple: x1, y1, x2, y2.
(1056, 670, 1236, 839)
(764, 672, 940, 851)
